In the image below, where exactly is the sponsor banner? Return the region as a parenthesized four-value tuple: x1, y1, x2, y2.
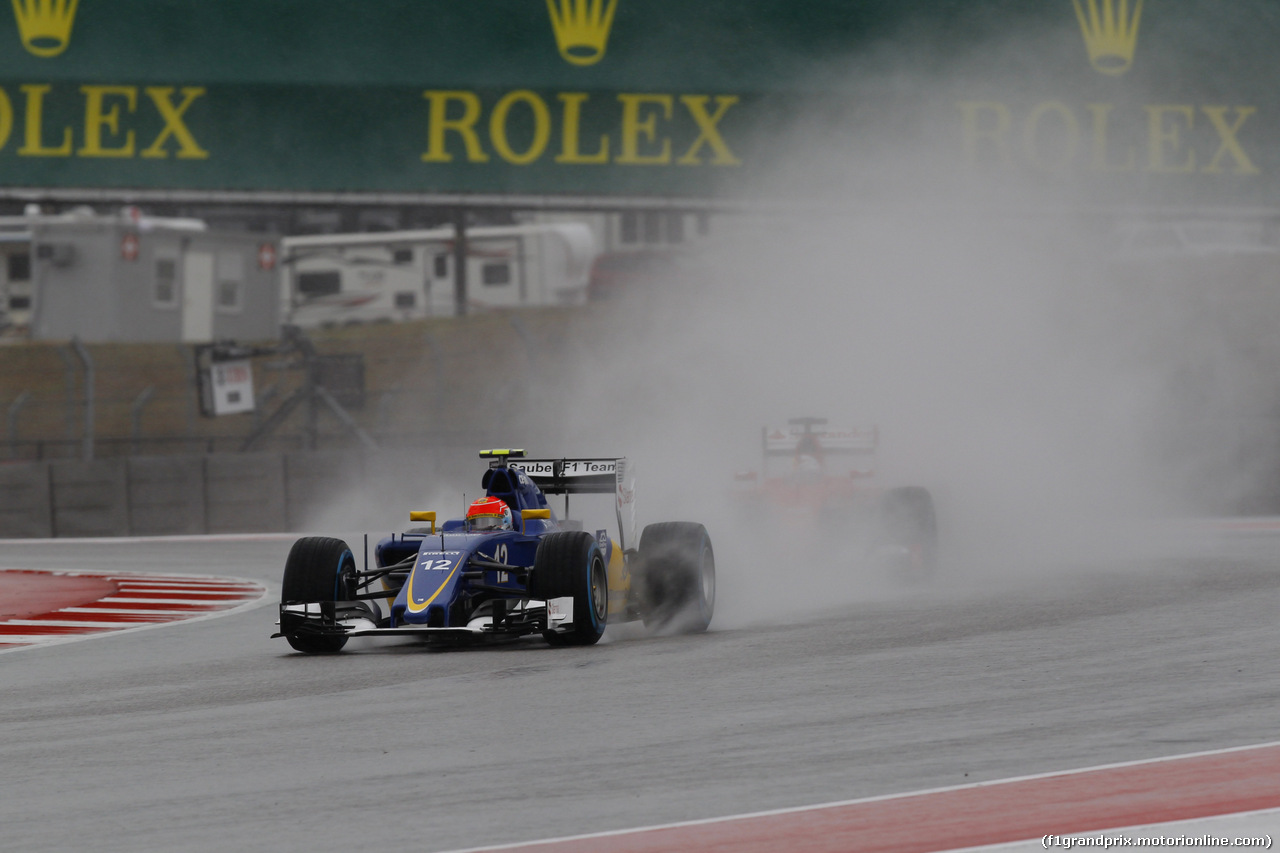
(209, 358, 254, 416)
(0, 1, 1271, 206)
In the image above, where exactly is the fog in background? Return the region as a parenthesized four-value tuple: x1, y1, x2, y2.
(313, 9, 1280, 630)
(524, 17, 1280, 627)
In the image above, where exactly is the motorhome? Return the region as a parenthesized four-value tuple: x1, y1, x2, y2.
(0, 206, 280, 343)
(280, 222, 596, 327)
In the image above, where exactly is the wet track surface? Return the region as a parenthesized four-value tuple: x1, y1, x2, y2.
(1, 532, 1279, 851)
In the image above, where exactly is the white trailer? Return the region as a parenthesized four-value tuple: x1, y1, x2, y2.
(0, 206, 280, 343)
(280, 223, 596, 327)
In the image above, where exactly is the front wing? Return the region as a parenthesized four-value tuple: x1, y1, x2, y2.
(276, 596, 575, 642)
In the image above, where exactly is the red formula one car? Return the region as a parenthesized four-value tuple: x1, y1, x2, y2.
(734, 418, 938, 575)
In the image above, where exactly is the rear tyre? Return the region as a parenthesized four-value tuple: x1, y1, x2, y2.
(636, 522, 715, 634)
(878, 486, 938, 577)
(533, 531, 608, 646)
(281, 536, 358, 654)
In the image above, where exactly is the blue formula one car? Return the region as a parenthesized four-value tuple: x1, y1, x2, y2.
(273, 450, 715, 653)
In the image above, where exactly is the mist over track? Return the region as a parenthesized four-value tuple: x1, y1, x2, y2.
(1, 532, 1278, 851)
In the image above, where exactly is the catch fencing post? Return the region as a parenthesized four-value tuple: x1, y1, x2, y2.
(130, 386, 156, 455)
(6, 390, 29, 459)
(453, 207, 469, 317)
(70, 337, 94, 461)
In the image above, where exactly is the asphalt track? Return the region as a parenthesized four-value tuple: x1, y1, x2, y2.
(1, 528, 1279, 852)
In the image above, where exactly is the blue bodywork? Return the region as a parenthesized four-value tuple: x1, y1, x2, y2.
(376, 462, 564, 629)
(275, 452, 632, 648)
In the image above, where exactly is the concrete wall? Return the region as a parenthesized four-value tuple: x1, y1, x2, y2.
(50, 459, 130, 537)
(283, 450, 364, 531)
(205, 452, 287, 533)
(128, 455, 206, 535)
(0, 462, 52, 538)
(0, 447, 483, 539)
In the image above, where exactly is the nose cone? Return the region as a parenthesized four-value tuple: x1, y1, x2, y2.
(395, 547, 466, 625)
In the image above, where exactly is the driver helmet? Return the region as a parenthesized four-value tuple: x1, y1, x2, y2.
(466, 496, 512, 532)
(795, 433, 823, 462)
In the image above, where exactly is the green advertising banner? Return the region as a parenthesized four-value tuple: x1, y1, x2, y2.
(0, 1, 1272, 208)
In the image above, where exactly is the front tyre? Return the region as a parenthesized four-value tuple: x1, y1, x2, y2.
(533, 531, 608, 646)
(280, 536, 358, 654)
(636, 522, 715, 634)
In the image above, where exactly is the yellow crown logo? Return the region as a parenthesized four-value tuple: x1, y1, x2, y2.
(11, 0, 79, 58)
(545, 0, 617, 67)
(1072, 0, 1142, 76)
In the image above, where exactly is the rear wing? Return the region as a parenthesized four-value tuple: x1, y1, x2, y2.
(762, 423, 879, 457)
(514, 458, 619, 493)
(511, 457, 636, 551)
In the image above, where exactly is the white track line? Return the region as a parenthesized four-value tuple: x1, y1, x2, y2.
(433, 740, 1280, 853)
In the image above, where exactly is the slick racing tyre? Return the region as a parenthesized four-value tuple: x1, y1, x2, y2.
(533, 531, 608, 646)
(636, 522, 715, 634)
(878, 486, 938, 576)
(280, 536, 358, 654)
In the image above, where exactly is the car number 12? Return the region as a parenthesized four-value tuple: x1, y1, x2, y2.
(419, 558, 454, 572)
